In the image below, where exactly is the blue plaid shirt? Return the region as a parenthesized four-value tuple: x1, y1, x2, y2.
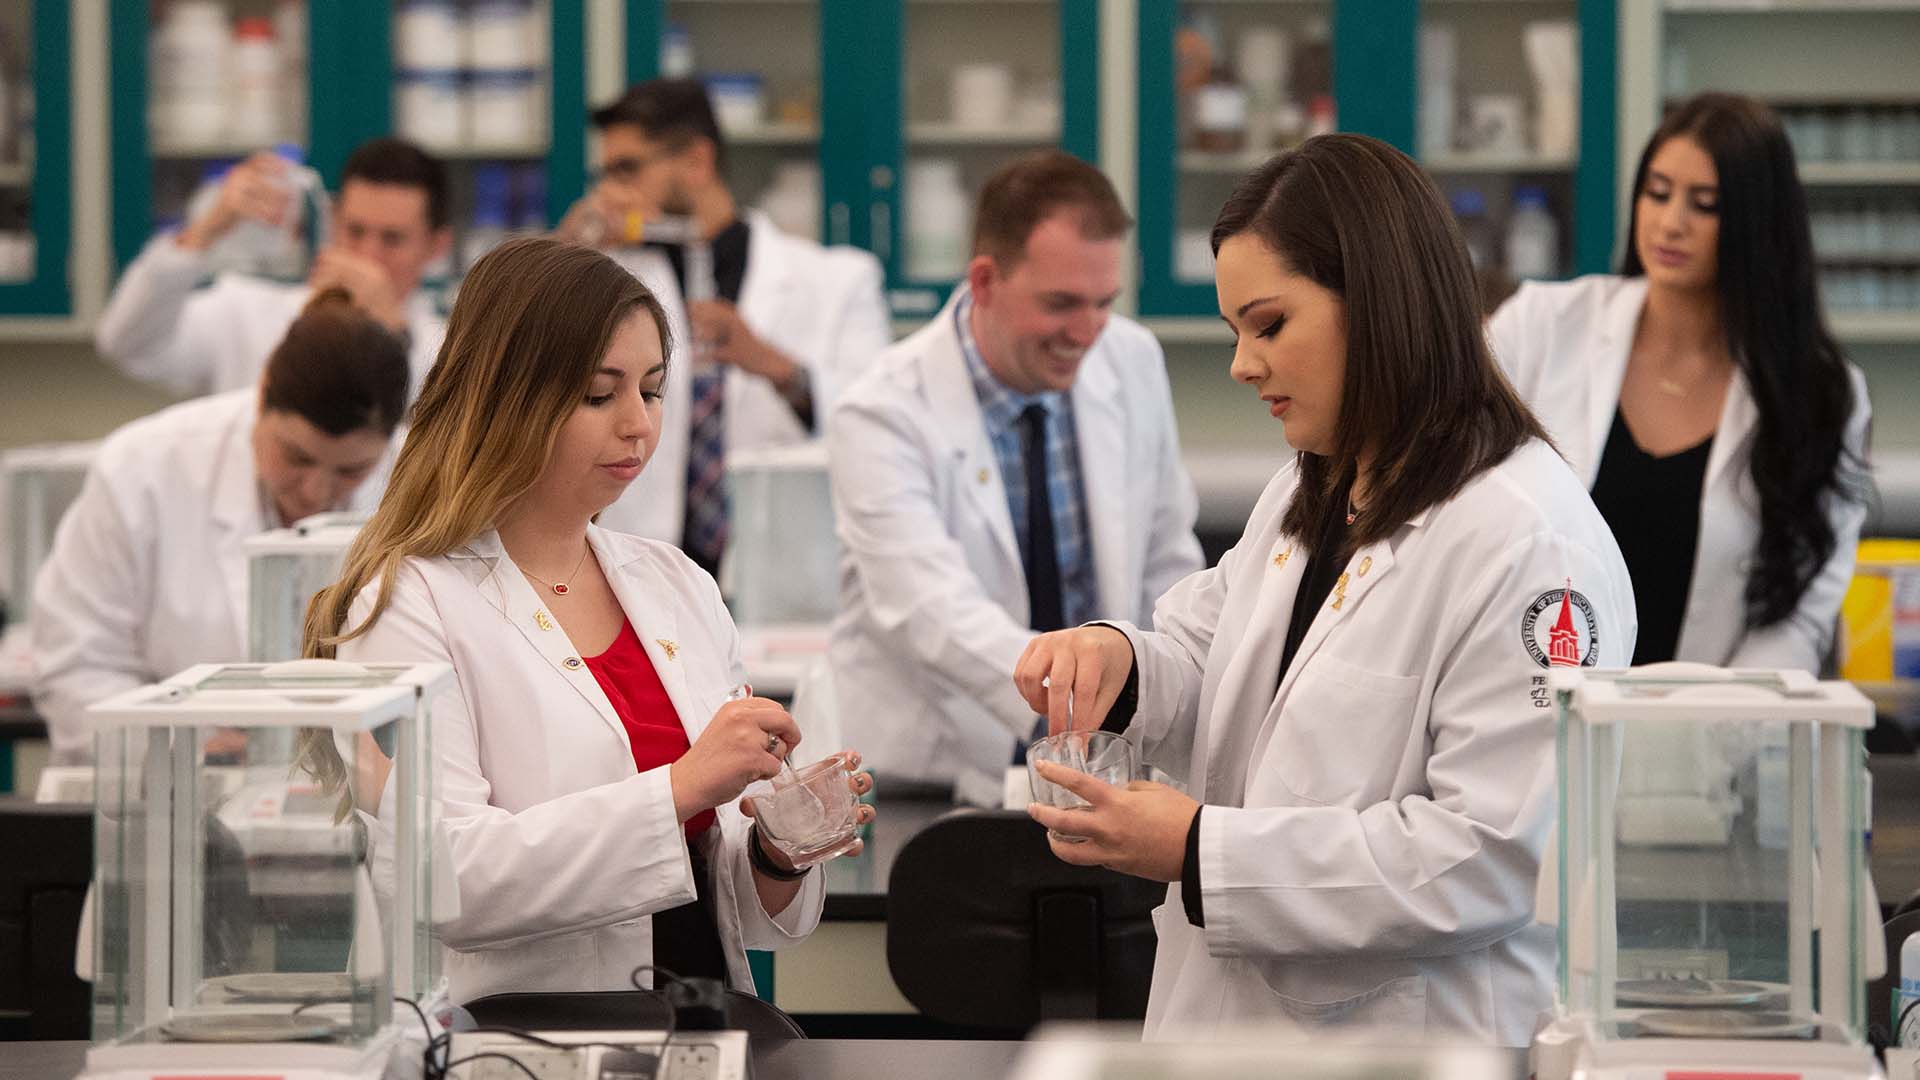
(955, 292, 1097, 629)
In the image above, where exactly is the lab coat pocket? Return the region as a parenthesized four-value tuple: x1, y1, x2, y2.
(1244, 957, 1427, 1034)
(1270, 653, 1421, 808)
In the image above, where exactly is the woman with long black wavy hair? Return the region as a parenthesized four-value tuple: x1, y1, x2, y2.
(1489, 92, 1870, 672)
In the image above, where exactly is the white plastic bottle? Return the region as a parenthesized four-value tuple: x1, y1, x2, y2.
(1900, 927, 1920, 1047)
(906, 159, 969, 281)
(183, 144, 330, 280)
(1505, 185, 1559, 281)
(228, 16, 283, 145)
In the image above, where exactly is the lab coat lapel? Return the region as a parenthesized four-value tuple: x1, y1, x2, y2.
(1704, 369, 1757, 494)
(209, 403, 266, 648)
(735, 214, 791, 336)
(1243, 529, 1405, 803)
(1202, 531, 1307, 806)
(1071, 346, 1132, 616)
(468, 531, 632, 752)
(593, 528, 703, 743)
(921, 292, 1022, 576)
(1580, 278, 1647, 485)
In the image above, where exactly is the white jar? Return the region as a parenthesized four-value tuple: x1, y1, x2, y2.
(906, 159, 969, 281)
(228, 17, 283, 146)
(758, 160, 821, 242)
(467, 0, 540, 73)
(470, 70, 541, 151)
(394, 69, 465, 149)
(149, 0, 230, 148)
(395, 0, 463, 71)
(706, 74, 765, 136)
(951, 63, 1013, 131)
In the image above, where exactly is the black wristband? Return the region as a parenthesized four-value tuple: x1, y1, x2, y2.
(748, 825, 810, 881)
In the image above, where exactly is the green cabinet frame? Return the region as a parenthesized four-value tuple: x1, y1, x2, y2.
(110, 0, 590, 272)
(1136, 0, 1618, 318)
(0, 0, 72, 316)
(627, 0, 1101, 314)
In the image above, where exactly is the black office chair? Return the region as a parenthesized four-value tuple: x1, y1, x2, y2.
(1869, 892, 1920, 1048)
(884, 810, 1162, 1034)
(0, 798, 92, 1040)
(463, 989, 806, 1043)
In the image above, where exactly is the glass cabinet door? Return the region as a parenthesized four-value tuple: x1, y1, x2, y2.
(111, 0, 312, 275)
(1138, 0, 1336, 317)
(1420, 0, 1582, 312)
(0, 0, 70, 315)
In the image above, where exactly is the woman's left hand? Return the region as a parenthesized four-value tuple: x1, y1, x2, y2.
(1027, 760, 1199, 883)
(739, 753, 878, 869)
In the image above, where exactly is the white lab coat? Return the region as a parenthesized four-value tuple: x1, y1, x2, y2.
(29, 390, 388, 763)
(335, 525, 824, 1002)
(1111, 439, 1635, 1045)
(1487, 274, 1871, 671)
(95, 234, 446, 399)
(826, 290, 1204, 805)
(600, 212, 892, 541)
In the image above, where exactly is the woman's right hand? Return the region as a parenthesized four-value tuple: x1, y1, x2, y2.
(1014, 625, 1136, 736)
(670, 697, 801, 822)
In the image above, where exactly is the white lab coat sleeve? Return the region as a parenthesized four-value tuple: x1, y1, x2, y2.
(1105, 538, 1239, 779)
(1727, 368, 1873, 672)
(817, 255, 893, 416)
(827, 392, 1038, 738)
(338, 567, 700, 952)
(706, 567, 825, 946)
(1197, 530, 1635, 963)
(28, 466, 157, 764)
(93, 235, 225, 397)
(1137, 349, 1205, 611)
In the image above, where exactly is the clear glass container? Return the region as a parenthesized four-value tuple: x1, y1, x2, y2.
(1, 440, 99, 625)
(244, 513, 367, 662)
(721, 443, 838, 628)
(84, 660, 448, 1075)
(1552, 666, 1871, 1052)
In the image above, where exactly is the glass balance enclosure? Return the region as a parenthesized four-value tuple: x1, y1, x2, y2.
(85, 660, 448, 1072)
(1552, 666, 1872, 1050)
(244, 513, 366, 663)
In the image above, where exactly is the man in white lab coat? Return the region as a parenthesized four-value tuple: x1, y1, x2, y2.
(556, 79, 891, 572)
(96, 138, 454, 398)
(827, 151, 1203, 806)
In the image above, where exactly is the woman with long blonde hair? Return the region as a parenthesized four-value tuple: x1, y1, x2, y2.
(305, 236, 872, 1003)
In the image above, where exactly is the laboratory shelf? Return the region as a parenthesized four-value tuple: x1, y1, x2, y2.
(1663, 0, 1920, 10)
(1799, 161, 1920, 185)
(149, 139, 283, 159)
(1423, 152, 1577, 173)
(1145, 317, 1231, 345)
(435, 143, 554, 161)
(729, 123, 819, 146)
(1830, 310, 1920, 342)
(1178, 149, 1283, 175)
(906, 122, 1061, 145)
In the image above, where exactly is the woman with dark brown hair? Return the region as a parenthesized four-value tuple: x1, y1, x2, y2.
(1012, 135, 1635, 1043)
(32, 288, 407, 763)
(306, 236, 872, 1004)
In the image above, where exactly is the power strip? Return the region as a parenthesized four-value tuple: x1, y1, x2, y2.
(445, 1029, 747, 1080)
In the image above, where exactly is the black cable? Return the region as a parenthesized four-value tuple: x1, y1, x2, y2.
(1900, 995, 1919, 1040)
(628, 964, 682, 1050)
(441, 1052, 543, 1080)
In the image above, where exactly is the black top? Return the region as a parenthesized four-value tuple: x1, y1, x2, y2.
(1589, 409, 1713, 665)
(651, 216, 751, 304)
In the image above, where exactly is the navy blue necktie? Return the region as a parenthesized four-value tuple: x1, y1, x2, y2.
(1019, 404, 1064, 633)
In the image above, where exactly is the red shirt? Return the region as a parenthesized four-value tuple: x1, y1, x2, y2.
(583, 620, 716, 841)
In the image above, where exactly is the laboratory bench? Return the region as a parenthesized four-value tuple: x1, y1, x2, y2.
(0, 1039, 1533, 1080)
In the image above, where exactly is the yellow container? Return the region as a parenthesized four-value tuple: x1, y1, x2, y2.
(1840, 539, 1920, 682)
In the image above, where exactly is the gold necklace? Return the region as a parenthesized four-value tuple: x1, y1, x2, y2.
(520, 545, 592, 596)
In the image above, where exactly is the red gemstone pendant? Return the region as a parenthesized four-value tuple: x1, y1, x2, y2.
(552, 583, 570, 595)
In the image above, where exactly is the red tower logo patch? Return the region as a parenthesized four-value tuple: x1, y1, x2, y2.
(1521, 579, 1600, 669)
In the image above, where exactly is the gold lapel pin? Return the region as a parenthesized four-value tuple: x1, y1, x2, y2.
(656, 639, 679, 660)
(1330, 572, 1351, 611)
(977, 467, 990, 485)
(562, 656, 583, 670)
(1357, 556, 1373, 578)
(1273, 546, 1292, 568)
(533, 610, 555, 632)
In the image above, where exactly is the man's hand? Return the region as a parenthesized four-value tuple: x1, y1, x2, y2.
(177, 151, 291, 252)
(308, 248, 408, 332)
(554, 179, 653, 249)
(688, 299, 797, 382)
